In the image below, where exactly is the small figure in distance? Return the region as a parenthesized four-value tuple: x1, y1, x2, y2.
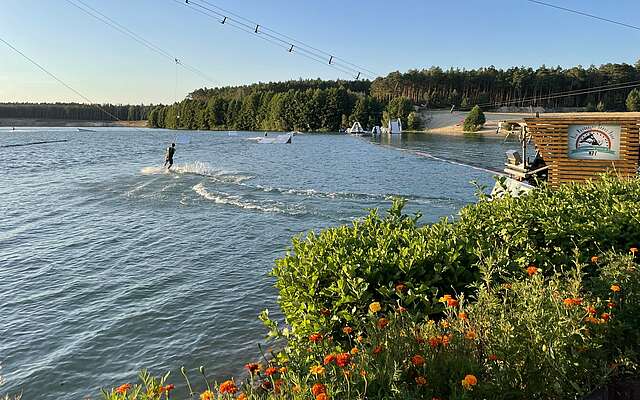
(164, 142, 176, 170)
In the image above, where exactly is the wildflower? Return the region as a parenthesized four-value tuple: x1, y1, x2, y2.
(395, 282, 408, 293)
(586, 306, 597, 315)
(342, 326, 353, 335)
(115, 384, 131, 394)
(274, 379, 284, 394)
(439, 320, 450, 329)
(429, 337, 441, 348)
(439, 294, 452, 303)
(200, 390, 215, 400)
(279, 366, 288, 373)
(292, 385, 302, 393)
(323, 353, 336, 365)
(369, 302, 382, 313)
(441, 334, 453, 346)
(631, 247, 638, 255)
(465, 330, 477, 340)
(320, 308, 331, 316)
(527, 265, 539, 276)
(487, 354, 498, 361)
(316, 394, 329, 400)
(377, 318, 389, 329)
(160, 384, 175, 393)
(336, 352, 351, 367)
(309, 333, 323, 343)
(461, 374, 478, 390)
(585, 316, 601, 324)
(611, 284, 621, 293)
(265, 366, 278, 376)
(591, 256, 599, 263)
(357, 335, 364, 343)
(447, 298, 459, 307)
(238, 393, 247, 400)
(397, 306, 408, 313)
(372, 345, 383, 355)
(312, 383, 327, 396)
(601, 312, 611, 321)
(219, 380, 238, 395)
(563, 297, 582, 307)
(458, 312, 468, 320)
(415, 376, 428, 386)
(310, 365, 325, 375)
(245, 363, 260, 374)
(350, 347, 359, 355)
(608, 300, 616, 308)
(411, 354, 425, 367)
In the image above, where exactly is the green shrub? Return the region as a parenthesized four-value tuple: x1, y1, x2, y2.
(627, 89, 640, 112)
(463, 106, 485, 132)
(272, 177, 640, 336)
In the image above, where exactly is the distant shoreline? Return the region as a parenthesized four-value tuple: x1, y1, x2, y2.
(0, 118, 147, 128)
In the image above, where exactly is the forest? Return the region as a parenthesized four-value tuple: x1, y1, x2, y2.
(0, 103, 153, 121)
(149, 61, 640, 132)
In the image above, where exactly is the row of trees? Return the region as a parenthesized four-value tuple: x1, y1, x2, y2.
(370, 61, 640, 111)
(0, 103, 153, 121)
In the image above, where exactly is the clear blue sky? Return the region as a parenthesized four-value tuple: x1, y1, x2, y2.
(1, 0, 638, 104)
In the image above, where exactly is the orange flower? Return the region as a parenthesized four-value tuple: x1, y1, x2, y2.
(219, 380, 238, 394)
(487, 354, 498, 361)
(323, 353, 336, 365)
(527, 265, 539, 276)
(369, 302, 382, 313)
(115, 384, 131, 394)
(342, 326, 353, 335)
(279, 366, 288, 373)
(601, 312, 611, 321)
(415, 376, 427, 386)
(160, 384, 175, 392)
(611, 284, 621, 293)
(585, 316, 601, 324)
(461, 374, 478, 390)
(447, 298, 459, 307)
(395, 282, 408, 293)
(591, 256, 599, 263)
(563, 297, 582, 307)
(586, 306, 597, 315)
(350, 347, 359, 355)
(200, 390, 215, 400)
(356, 335, 364, 343)
(439, 294, 452, 303)
(411, 354, 425, 367)
(439, 320, 450, 329)
(372, 345, 383, 355)
(465, 330, 477, 340)
(458, 312, 468, 320)
(428, 337, 441, 348)
(316, 394, 329, 400)
(310, 365, 325, 375)
(441, 334, 452, 346)
(245, 363, 260, 374)
(608, 301, 617, 308)
(309, 333, 323, 343)
(336, 352, 351, 367)
(377, 318, 389, 329)
(311, 383, 326, 396)
(265, 366, 278, 376)
(238, 393, 247, 400)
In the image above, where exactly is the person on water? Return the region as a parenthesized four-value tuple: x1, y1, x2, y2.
(164, 142, 176, 169)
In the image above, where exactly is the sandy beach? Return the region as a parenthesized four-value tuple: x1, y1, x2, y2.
(0, 118, 148, 128)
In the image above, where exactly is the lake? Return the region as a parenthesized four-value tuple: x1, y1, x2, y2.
(0, 128, 518, 399)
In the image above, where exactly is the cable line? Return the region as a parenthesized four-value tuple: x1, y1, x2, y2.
(175, 0, 377, 80)
(525, 0, 640, 32)
(65, 0, 222, 88)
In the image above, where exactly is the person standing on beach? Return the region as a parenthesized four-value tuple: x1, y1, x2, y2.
(164, 143, 176, 169)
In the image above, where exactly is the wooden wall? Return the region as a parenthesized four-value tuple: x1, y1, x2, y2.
(525, 116, 640, 186)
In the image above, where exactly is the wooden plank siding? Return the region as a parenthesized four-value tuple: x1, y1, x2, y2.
(524, 116, 640, 187)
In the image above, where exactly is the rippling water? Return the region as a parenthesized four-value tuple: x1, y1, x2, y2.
(0, 128, 519, 399)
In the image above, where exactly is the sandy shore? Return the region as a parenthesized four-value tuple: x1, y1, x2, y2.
(0, 118, 148, 128)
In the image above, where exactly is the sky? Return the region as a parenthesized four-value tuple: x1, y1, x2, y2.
(0, 0, 638, 104)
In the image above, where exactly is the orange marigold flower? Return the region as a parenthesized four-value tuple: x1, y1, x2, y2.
(439, 320, 450, 329)
(357, 335, 364, 343)
(279, 366, 288, 373)
(591, 256, 599, 263)
(395, 282, 408, 293)
(447, 298, 459, 307)
(601, 312, 611, 321)
(359, 369, 367, 377)
(415, 376, 427, 386)
(115, 384, 131, 394)
(200, 390, 215, 400)
(611, 284, 621, 293)
(458, 312, 468, 320)
(324, 354, 336, 365)
(369, 302, 382, 313)
(441, 334, 452, 346)
(160, 384, 175, 392)
(265, 366, 278, 376)
(411, 354, 426, 367)
(311, 383, 327, 396)
(219, 380, 238, 395)
(465, 330, 477, 340)
(372, 345, 383, 355)
(429, 337, 441, 348)
(316, 394, 329, 400)
(377, 318, 389, 329)
(487, 354, 498, 361)
(336, 352, 351, 367)
(309, 333, 323, 343)
(238, 393, 247, 400)
(342, 326, 353, 335)
(245, 363, 260, 374)
(439, 294, 452, 303)
(586, 306, 597, 315)
(527, 265, 539, 276)
(350, 347, 359, 355)
(310, 365, 325, 375)
(563, 297, 582, 307)
(461, 374, 478, 390)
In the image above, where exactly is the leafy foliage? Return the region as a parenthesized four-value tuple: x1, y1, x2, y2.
(0, 103, 152, 122)
(463, 106, 485, 133)
(627, 88, 640, 112)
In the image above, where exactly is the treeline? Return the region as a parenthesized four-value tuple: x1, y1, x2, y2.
(0, 103, 154, 121)
(370, 61, 640, 111)
(149, 84, 395, 131)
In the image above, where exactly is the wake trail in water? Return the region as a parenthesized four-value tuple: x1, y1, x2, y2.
(192, 183, 304, 215)
(140, 161, 255, 184)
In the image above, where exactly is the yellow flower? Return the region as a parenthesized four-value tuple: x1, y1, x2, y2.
(369, 302, 381, 313)
(200, 390, 215, 400)
(310, 365, 325, 375)
(611, 284, 621, 293)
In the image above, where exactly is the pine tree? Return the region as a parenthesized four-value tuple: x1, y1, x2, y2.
(626, 89, 640, 112)
(463, 105, 486, 133)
